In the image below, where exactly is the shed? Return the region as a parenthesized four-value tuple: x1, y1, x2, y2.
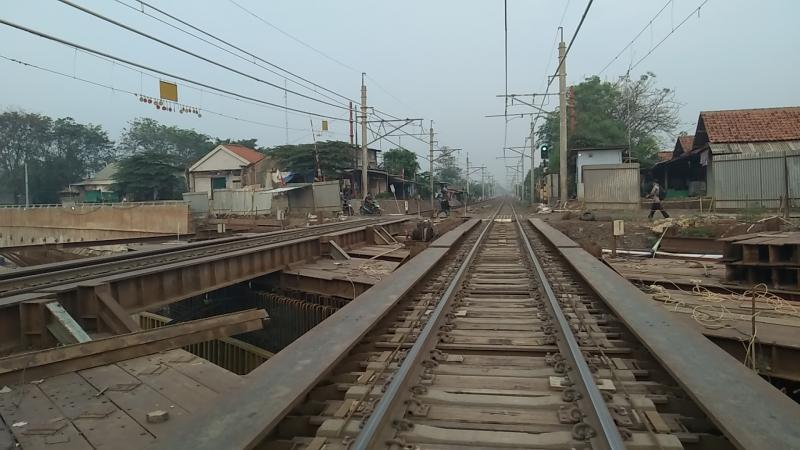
(572, 146, 625, 199)
(189, 144, 272, 197)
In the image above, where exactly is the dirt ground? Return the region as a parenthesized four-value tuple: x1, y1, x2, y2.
(522, 205, 800, 252)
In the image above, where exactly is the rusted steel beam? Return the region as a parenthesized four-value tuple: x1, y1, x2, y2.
(531, 219, 800, 450)
(0, 309, 267, 386)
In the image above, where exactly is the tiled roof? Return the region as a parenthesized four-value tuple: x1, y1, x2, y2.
(700, 107, 800, 143)
(223, 144, 265, 164)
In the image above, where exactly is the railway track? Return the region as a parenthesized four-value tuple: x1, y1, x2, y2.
(0, 217, 403, 298)
(262, 203, 734, 450)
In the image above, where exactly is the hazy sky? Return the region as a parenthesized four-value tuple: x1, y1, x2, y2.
(2, 0, 799, 185)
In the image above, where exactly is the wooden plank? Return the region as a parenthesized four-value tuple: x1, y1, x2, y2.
(79, 364, 190, 438)
(150, 349, 244, 394)
(116, 356, 219, 413)
(0, 309, 266, 386)
(0, 383, 92, 450)
(37, 372, 154, 449)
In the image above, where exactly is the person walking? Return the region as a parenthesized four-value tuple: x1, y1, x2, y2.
(647, 181, 669, 219)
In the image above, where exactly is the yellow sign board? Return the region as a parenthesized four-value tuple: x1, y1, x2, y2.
(159, 81, 178, 102)
(321, 120, 329, 131)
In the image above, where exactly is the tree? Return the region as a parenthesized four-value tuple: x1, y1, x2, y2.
(0, 111, 52, 202)
(383, 148, 419, 177)
(266, 141, 355, 180)
(613, 72, 679, 166)
(118, 118, 214, 168)
(113, 151, 185, 201)
(536, 74, 678, 195)
(435, 147, 463, 187)
(0, 111, 115, 203)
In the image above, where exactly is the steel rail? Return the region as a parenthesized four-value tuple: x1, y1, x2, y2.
(350, 202, 503, 450)
(0, 217, 404, 297)
(0, 217, 382, 282)
(512, 204, 625, 450)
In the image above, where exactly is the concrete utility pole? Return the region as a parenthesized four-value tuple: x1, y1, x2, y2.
(558, 35, 568, 204)
(481, 167, 486, 201)
(24, 161, 30, 207)
(360, 73, 368, 198)
(465, 153, 470, 218)
(529, 117, 536, 205)
(429, 121, 435, 213)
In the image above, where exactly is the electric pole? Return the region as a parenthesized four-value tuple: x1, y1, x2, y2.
(429, 121, 434, 213)
(558, 32, 568, 204)
(529, 116, 536, 205)
(481, 167, 486, 201)
(24, 161, 30, 207)
(465, 153, 470, 218)
(360, 73, 368, 198)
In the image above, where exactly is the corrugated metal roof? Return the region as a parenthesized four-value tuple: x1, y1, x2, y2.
(710, 140, 800, 155)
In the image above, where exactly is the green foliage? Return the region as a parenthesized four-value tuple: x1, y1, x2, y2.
(435, 148, 463, 187)
(416, 171, 432, 199)
(383, 148, 419, 177)
(266, 140, 355, 179)
(118, 118, 215, 168)
(0, 111, 115, 203)
(113, 151, 185, 201)
(536, 74, 678, 197)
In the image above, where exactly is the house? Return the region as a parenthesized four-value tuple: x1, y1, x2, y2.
(572, 146, 625, 199)
(341, 147, 389, 197)
(653, 107, 800, 197)
(188, 144, 272, 197)
(64, 162, 120, 203)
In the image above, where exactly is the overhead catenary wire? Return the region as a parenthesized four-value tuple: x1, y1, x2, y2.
(228, 0, 359, 74)
(57, 0, 351, 113)
(115, 0, 358, 108)
(598, 0, 673, 75)
(629, 0, 710, 72)
(0, 18, 352, 122)
(0, 53, 310, 132)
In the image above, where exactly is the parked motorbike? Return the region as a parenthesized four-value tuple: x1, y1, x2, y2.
(360, 201, 382, 215)
(342, 199, 354, 216)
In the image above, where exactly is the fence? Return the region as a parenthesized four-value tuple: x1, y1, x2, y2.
(712, 150, 800, 211)
(582, 163, 641, 210)
(211, 188, 273, 215)
(138, 312, 272, 375)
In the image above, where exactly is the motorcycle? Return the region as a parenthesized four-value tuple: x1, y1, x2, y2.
(360, 200, 382, 215)
(342, 199, 354, 216)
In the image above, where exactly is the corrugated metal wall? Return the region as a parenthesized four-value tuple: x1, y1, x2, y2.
(211, 189, 272, 215)
(712, 150, 800, 210)
(582, 163, 641, 210)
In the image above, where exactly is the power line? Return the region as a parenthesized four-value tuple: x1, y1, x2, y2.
(550, 0, 594, 82)
(598, 0, 673, 75)
(228, 0, 359, 73)
(115, 0, 358, 108)
(58, 0, 351, 112)
(0, 53, 309, 131)
(0, 18, 352, 121)
(629, 0, 710, 72)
